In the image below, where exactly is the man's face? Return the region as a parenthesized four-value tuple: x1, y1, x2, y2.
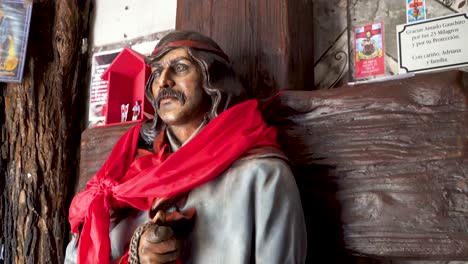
(151, 48, 207, 127)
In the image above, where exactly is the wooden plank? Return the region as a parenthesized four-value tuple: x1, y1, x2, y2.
(263, 70, 468, 260)
(78, 122, 135, 192)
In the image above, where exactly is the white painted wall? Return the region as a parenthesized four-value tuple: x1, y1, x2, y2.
(86, 0, 176, 127)
(91, 0, 177, 48)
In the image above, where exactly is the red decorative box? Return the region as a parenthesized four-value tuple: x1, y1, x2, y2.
(101, 47, 154, 126)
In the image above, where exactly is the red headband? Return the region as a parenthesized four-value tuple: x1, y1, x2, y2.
(151, 40, 230, 62)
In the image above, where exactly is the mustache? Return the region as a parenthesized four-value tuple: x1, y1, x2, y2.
(156, 88, 187, 107)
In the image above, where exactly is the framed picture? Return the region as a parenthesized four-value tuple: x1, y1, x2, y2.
(407, 0, 426, 23)
(354, 22, 385, 79)
(0, 0, 32, 83)
(88, 48, 121, 128)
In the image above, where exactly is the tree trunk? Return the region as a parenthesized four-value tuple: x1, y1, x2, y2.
(0, 1, 90, 263)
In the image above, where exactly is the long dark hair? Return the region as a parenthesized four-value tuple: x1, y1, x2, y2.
(140, 31, 246, 144)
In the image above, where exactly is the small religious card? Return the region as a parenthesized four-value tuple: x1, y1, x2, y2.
(354, 22, 385, 79)
(407, 0, 426, 23)
(88, 49, 121, 128)
(0, 0, 32, 83)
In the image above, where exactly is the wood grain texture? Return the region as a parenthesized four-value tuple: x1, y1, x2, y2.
(176, 0, 314, 98)
(263, 70, 468, 260)
(0, 1, 90, 263)
(78, 122, 135, 192)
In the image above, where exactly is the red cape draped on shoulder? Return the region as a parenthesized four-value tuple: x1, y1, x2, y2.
(68, 99, 278, 264)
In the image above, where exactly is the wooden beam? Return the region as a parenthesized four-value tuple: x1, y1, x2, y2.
(263, 70, 468, 260)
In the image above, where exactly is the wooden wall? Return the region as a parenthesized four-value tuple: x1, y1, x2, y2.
(176, 0, 315, 98)
(176, 1, 468, 263)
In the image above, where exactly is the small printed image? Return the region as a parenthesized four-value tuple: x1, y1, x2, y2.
(88, 49, 121, 128)
(407, 0, 426, 23)
(0, 0, 32, 83)
(354, 22, 385, 79)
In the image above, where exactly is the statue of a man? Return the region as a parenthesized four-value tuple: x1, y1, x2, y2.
(66, 31, 307, 264)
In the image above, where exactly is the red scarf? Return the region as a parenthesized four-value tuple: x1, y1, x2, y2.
(68, 100, 278, 264)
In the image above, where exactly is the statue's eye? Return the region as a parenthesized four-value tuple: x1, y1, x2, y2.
(152, 69, 162, 78)
(174, 64, 188, 73)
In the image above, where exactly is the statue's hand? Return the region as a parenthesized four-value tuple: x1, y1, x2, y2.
(134, 202, 195, 264)
(138, 223, 184, 264)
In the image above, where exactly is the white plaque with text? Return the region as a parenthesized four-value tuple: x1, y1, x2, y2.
(397, 13, 468, 74)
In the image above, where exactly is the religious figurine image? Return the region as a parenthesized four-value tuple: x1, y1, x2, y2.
(66, 31, 307, 264)
(121, 103, 129, 122)
(412, 3, 421, 19)
(407, 0, 426, 23)
(355, 23, 383, 60)
(354, 22, 385, 79)
(132, 100, 141, 121)
(361, 30, 376, 56)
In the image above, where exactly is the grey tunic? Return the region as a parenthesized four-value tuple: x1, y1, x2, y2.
(65, 127, 307, 263)
(179, 152, 307, 263)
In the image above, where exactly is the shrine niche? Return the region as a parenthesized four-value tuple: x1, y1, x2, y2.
(100, 47, 153, 126)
